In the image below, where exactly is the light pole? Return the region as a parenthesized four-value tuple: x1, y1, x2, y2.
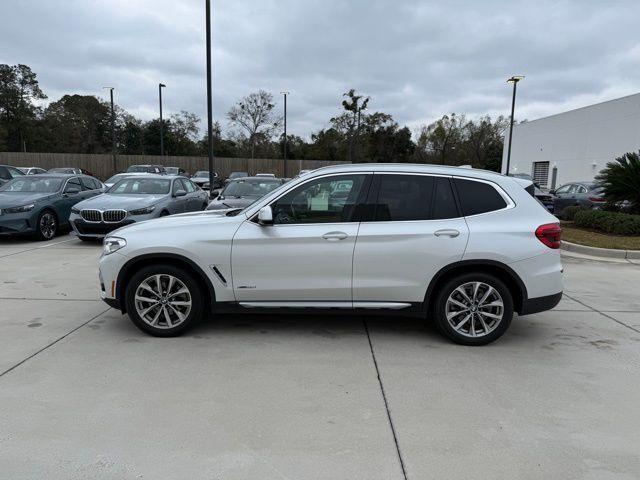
(103, 87, 117, 174)
(205, 0, 216, 198)
(158, 83, 166, 155)
(505, 75, 524, 176)
(281, 91, 289, 177)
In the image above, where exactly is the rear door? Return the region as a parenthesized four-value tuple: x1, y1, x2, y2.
(352, 174, 469, 305)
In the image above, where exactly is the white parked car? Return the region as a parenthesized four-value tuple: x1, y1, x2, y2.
(99, 164, 563, 345)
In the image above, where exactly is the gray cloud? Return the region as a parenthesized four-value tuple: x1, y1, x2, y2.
(1, 0, 639, 139)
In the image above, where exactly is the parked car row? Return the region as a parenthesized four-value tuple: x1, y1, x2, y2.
(0, 172, 211, 241)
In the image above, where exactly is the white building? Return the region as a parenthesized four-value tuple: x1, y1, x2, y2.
(501, 93, 640, 189)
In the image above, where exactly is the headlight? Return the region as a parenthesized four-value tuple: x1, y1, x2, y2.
(71, 207, 80, 214)
(103, 236, 126, 255)
(128, 205, 155, 215)
(4, 204, 35, 214)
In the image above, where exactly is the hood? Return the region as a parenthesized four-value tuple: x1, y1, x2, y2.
(110, 209, 242, 237)
(75, 193, 166, 210)
(207, 196, 256, 210)
(0, 192, 57, 208)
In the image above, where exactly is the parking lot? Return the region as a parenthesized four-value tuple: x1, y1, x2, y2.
(0, 234, 639, 479)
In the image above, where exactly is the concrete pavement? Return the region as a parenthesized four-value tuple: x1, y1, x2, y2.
(0, 234, 639, 479)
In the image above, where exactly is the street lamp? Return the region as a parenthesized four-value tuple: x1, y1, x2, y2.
(281, 91, 289, 177)
(205, 0, 216, 198)
(505, 75, 524, 176)
(103, 86, 117, 174)
(158, 83, 166, 155)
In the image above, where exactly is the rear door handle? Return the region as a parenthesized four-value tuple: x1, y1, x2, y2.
(434, 229, 460, 238)
(322, 231, 348, 241)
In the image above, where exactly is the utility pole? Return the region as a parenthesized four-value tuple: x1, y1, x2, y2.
(159, 83, 166, 155)
(205, 0, 216, 198)
(103, 87, 117, 174)
(505, 76, 524, 176)
(281, 91, 289, 177)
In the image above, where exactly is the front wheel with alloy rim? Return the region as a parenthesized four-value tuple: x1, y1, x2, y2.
(434, 273, 513, 345)
(125, 264, 204, 336)
(35, 210, 58, 240)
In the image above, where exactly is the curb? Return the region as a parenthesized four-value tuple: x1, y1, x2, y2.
(561, 240, 640, 260)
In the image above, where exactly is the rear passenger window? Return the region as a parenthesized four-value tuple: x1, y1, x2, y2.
(374, 175, 434, 221)
(453, 179, 507, 216)
(432, 177, 459, 219)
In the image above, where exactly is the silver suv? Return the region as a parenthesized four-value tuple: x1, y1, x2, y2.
(99, 164, 563, 345)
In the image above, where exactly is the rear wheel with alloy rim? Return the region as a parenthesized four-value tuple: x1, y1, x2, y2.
(434, 273, 513, 345)
(125, 264, 203, 336)
(35, 210, 58, 241)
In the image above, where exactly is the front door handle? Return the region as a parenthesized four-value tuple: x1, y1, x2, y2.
(434, 229, 460, 238)
(322, 231, 348, 241)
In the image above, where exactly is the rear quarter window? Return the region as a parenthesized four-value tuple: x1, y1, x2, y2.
(453, 178, 507, 216)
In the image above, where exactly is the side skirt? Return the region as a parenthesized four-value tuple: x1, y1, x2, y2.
(212, 301, 427, 318)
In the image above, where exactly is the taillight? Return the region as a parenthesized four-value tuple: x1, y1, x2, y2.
(589, 196, 605, 202)
(535, 223, 562, 249)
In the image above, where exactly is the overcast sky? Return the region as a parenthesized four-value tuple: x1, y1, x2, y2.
(2, 0, 639, 138)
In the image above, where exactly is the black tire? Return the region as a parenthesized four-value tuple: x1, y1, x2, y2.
(160, 210, 170, 217)
(201, 202, 208, 210)
(433, 272, 513, 346)
(125, 264, 204, 337)
(34, 209, 58, 241)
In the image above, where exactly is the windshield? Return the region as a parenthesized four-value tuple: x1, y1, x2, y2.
(165, 167, 179, 175)
(222, 178, 281, 198)
(49, 168, 73, 173)
(105, 174, 126, 184)
(193, 171, 208, 177)
(229, 172, 248, 179)
(0, 177, 63, 193)
(126, 165, 150, 173)
(109, 178, 171, 195)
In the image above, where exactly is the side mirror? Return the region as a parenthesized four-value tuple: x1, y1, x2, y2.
(257, 206, 273, 225)
(174, 189, 187, 197)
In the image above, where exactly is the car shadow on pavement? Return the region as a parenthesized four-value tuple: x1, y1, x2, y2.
(99, 309, 550, 347)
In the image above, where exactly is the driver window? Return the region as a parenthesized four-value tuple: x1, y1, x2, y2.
(555, 185, 571, 194)
(64, 178, 82, 193)
(271, 174, 366, 224)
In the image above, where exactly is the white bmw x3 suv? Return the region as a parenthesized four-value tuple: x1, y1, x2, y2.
(99, 164, 563, 345)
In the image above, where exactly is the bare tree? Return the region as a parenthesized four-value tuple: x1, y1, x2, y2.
(333, 89, 369, 162)
(227, 90, 281, 159)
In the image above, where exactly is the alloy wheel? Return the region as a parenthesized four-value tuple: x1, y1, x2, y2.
(134, 274, 192, 329)
(445, 281, 504, 338)
(39, 213, 57, 239)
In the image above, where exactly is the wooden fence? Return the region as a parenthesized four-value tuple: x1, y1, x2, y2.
(0, 152, 349, 180)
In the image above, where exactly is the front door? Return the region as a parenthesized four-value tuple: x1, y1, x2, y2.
(231, 173, 370, 303)
(352, 174, 469, 304)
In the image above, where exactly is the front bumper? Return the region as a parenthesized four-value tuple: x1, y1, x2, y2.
(0, 211, 38, 235)
(99, 250, 128, 311)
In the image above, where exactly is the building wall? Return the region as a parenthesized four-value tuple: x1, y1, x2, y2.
(502, 93, 640, 188)
(0, 152, 348, 181)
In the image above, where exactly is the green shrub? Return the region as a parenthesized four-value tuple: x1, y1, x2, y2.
(574, 209, 640, 235)
(595, 151, 640, 213)
(561, 205, 586, 221)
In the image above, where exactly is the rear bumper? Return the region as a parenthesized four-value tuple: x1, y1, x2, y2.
(520, 291, 562, 315)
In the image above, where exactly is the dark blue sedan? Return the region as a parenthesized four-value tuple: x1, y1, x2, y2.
(0, 174, 104, 240)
